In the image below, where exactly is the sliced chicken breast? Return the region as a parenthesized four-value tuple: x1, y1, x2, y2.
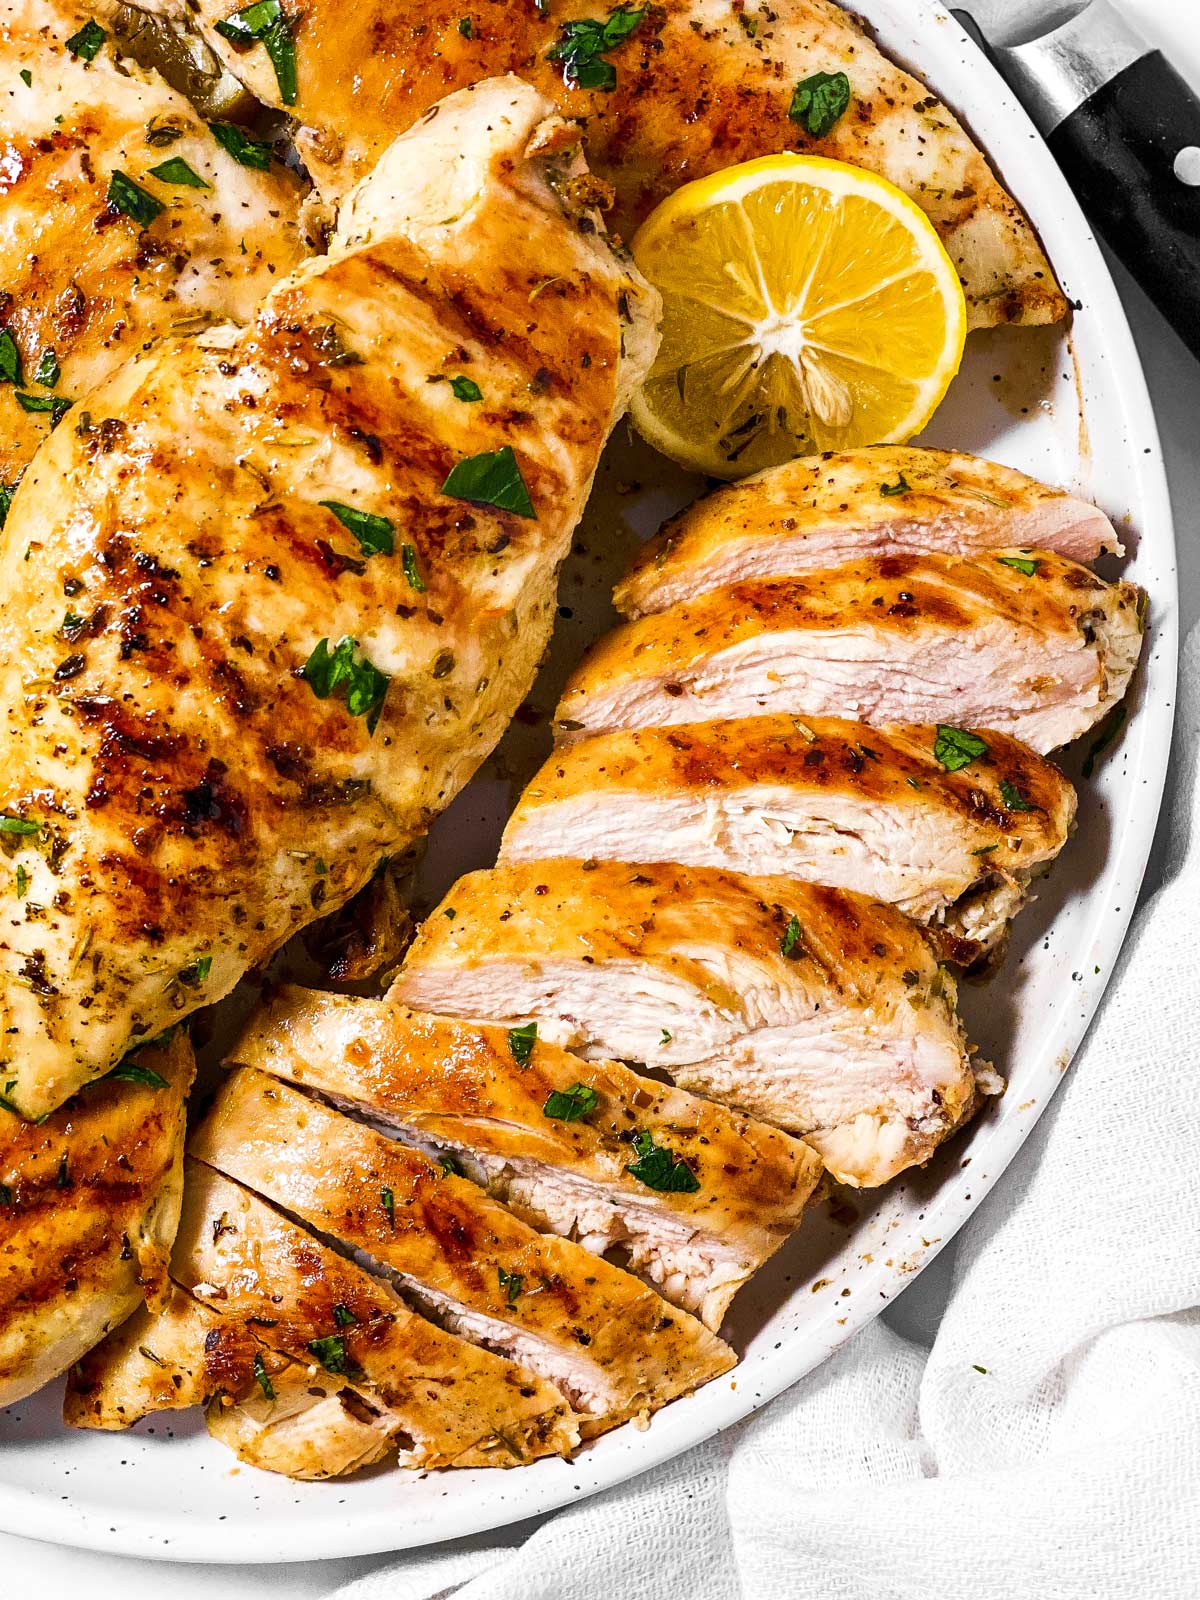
(176, 0, 1064, 327)
(556, 552, 1143, 756)
(0, 75, 658, 1121)
(392, 861, 987, 1188)
(0, 1031, 192, 1405)
(501, 715, 1077, 966)
(227, 986, 823, 1330)
(615, 449, 1122, 619)
(191, 1069, 734, 1427)
(0, 0, 307, 487)
(68, 1158, 579, 1470)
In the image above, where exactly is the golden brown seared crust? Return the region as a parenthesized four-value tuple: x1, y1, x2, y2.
(400, 857, 948, 1025)
(68, 1159, 581, 1468)
(616, 448, 1121, 617)
(0, 78, 655, 1119)
(189, 0, 1063, 327)
(0, 1030, 193, 1405)
(227, 984, 823, 1318)
(555, 550, 1144, 753)
(0, 0, 308, 485)
(190, 1068, 735, 1429)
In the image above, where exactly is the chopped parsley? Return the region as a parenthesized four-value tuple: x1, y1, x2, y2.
(998, 777, 1036, 813)
(780, 913, 803, 960)
(442, 445, 535, 517)
(1081, 703, 1127, 779)
(108, 170, 162, 226)
(438, 1152, 462, 1178)
(178, 954, 213, 986)
(448, 374, 482, 402)
(252, 1351, 275, 1399)
(626, 1129, 700, 1194)
(65, 19, 106, 60)
(543, 1082, 599, 1122)
(332, 1303, 357, 1328)
(659, 1028, 672, 1046)
(508, 1021, 537, 1068)
(215, 0, 297, 106)
(319, 500, 394, 558)
(0, 330, 22, 385)
(34, 349, 60, 388)
(307, 1333, 350, 1374)
(302, 636, 390, 734)
(497, 1265, 524, 1305)
(380, 1186, 395, 1228)
(107, 1059, 170, 1089)
(879, 472, 911, 498)
(15, 863, 29, 898)
(145, 116, 185, 146)
(19, 68, 31, 87)
(209, 121, 273, 170)
(933, 725, 989, 773)
(548, 5, 645, 92)
(401, 543, 426, 592)
(997, 554, 1040, 577)
(457, 14, 473, 36)
(788, 69, 852, 138)
(0, 482, 15, 527)
(972, 843, 998, 857)
(14, 391, 72, 425)
(0, 815, 40, 836)
(148, 156, 210, 189)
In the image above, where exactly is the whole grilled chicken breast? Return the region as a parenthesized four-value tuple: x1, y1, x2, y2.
(69, 1163, 580, 1472)
(228, 986, 823, 1330)
(556, 552, 1143, 755)
(191, 1069, 734, 1427)
(0, 1031, 192, 1405)
(178, 0, 1062, 328)
(615, 449, 1122, 619)
(0, 75, 658, 1120)
(501, 715, 1076, 965)
(392, 861, 987, 1188)
(0, 0, 307, 488)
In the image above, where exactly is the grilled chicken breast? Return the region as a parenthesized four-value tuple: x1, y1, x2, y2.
(227, 986, 823, 1329)
(557, 552, 1143, 756)
(69, 1161, 579, 1471)
(0, 0, 307, 488)
(0, 1031, 192, 1405)
(191, 1068, 734, 1426)
(393, 861, 985, 1187)
(501, 715, 1077, 964)
(178, 0, 1062, 328)
(0, 76, 658, 1120)
(615, 449, 1122, 619)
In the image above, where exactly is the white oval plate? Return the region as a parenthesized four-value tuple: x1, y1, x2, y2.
(0, 0, 1179, 1563)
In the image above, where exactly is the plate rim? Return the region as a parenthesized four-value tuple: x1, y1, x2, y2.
(0, 0, 1180, 1564)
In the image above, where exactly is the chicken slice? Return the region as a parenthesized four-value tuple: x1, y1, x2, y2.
(0, 0, 307, 488)
(0, 1031, 192, 1405)
(501, 715, 1077, 966)
(392, 861, 985, 1189)
(615, 449, 1123, 619)
(68, 1280, 435, 1479)
(227, 986, 823, 1330)
(0, 75, 658, 1120)
(556, 552, 1143, 756)
(191, 1069, 735, 1427)
(69, 1159, 580, 1470)
(176, 0, 1063, 328)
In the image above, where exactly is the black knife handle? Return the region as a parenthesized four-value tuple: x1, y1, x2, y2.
(1047, 51, 1200, 358)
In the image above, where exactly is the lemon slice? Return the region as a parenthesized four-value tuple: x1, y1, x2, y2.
(629, 154, 968, 480)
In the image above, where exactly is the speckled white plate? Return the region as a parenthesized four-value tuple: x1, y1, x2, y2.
(0, 0, 1179, 1563)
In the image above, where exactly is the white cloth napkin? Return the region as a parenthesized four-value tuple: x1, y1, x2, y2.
(331, 625, 1200, 1600)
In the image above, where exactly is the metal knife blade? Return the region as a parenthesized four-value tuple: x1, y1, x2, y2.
(953, 1, 1200, 361)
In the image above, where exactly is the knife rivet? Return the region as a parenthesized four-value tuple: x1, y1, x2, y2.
(1173, 146, 1200, 187)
